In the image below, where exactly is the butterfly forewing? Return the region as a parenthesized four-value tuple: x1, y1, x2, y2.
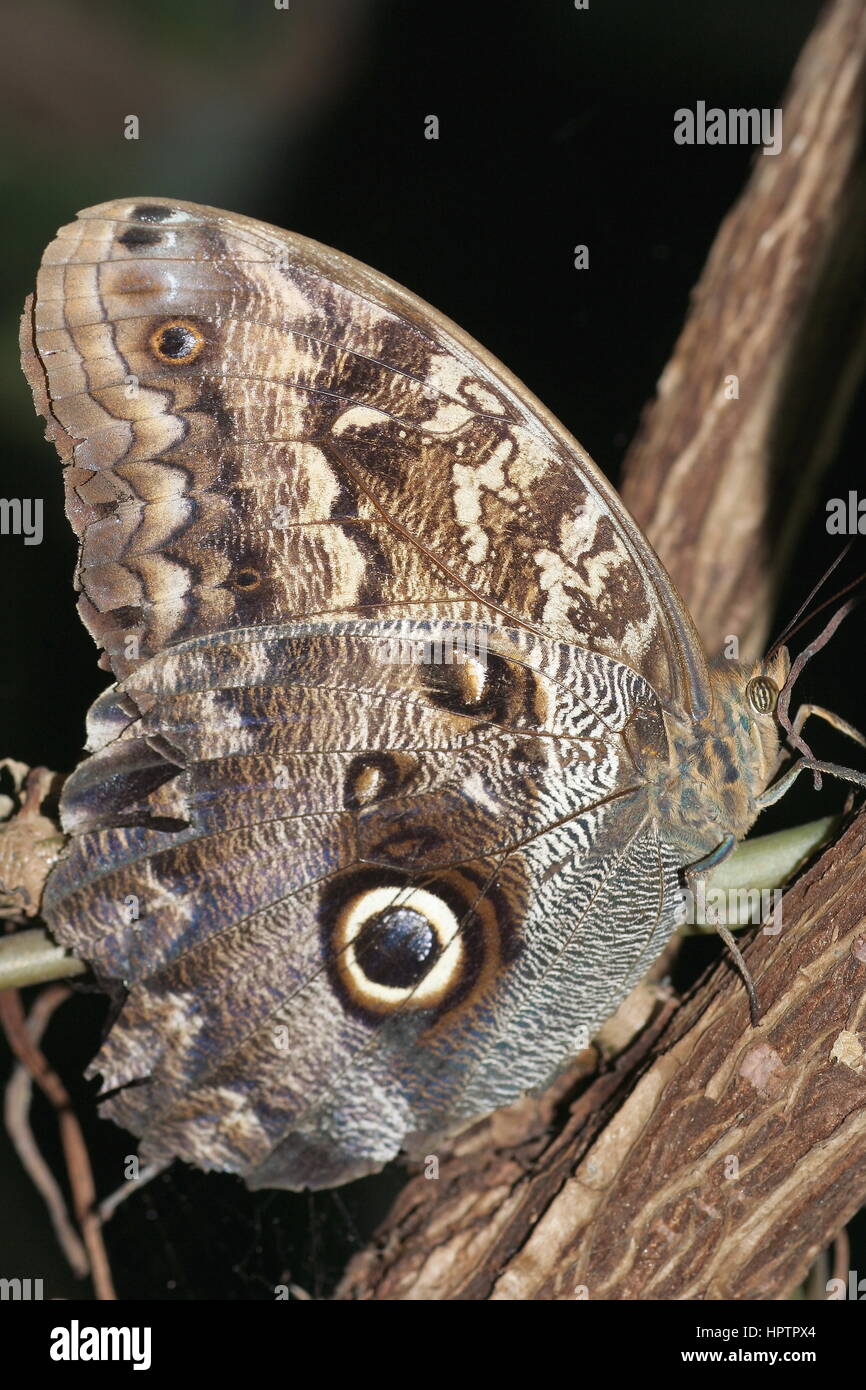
(24, 197, 708, 712)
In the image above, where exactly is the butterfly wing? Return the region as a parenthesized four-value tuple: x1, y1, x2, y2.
(22, 198, 705, 1187)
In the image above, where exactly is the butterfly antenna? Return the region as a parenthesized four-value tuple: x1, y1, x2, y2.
(766, 542, 856, 659)
(767, 572, 864, 659)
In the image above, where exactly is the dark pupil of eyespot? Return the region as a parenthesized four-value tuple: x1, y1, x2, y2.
(158, 325, 197, 358)
(355, 908, 439, 988)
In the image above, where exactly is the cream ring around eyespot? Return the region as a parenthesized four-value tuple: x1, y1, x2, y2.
(333, 885, 465, 1013)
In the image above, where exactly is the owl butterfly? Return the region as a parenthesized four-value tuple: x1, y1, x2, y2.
(19, 198, 862, 1191)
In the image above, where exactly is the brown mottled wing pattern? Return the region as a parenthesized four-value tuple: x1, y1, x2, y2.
(21, 198, 710, 1189)
(22, 197, 708, 713)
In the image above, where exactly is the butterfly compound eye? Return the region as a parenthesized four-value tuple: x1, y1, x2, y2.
(746, 675, 779, 715)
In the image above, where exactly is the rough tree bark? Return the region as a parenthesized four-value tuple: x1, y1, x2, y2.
(336, 0, 866, 1301)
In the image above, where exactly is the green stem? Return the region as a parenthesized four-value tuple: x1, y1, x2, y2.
(0, 927, 87, 991)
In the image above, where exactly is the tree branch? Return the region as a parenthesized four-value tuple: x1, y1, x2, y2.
(620, 0, 866, 658)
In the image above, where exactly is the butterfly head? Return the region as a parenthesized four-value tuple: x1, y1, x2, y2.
(703, 631, 866, 834)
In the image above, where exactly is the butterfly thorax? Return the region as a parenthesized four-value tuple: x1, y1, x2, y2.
(646, 650, 790, 861)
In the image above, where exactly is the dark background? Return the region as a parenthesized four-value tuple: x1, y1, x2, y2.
(1, 0, 863, 1300)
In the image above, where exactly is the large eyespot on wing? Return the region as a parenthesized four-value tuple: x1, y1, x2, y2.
(318, 866, 517, 1022)
(20, 196, 709, 719)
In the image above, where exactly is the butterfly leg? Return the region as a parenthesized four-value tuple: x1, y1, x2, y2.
(686, 834, 737, 881)
(758, 755, 866, 810)
(788, 703, 866, 750)
(685, 834, 760, 1025)
(772, 702, 866, 790)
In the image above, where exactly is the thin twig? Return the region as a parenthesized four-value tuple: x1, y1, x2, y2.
(99, 1161, 167, 1224)
(4, 985, 89, 1278)
(0, 987, 116, 1300)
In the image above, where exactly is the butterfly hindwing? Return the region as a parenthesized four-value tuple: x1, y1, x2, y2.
(39, 619, 677, 1187)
